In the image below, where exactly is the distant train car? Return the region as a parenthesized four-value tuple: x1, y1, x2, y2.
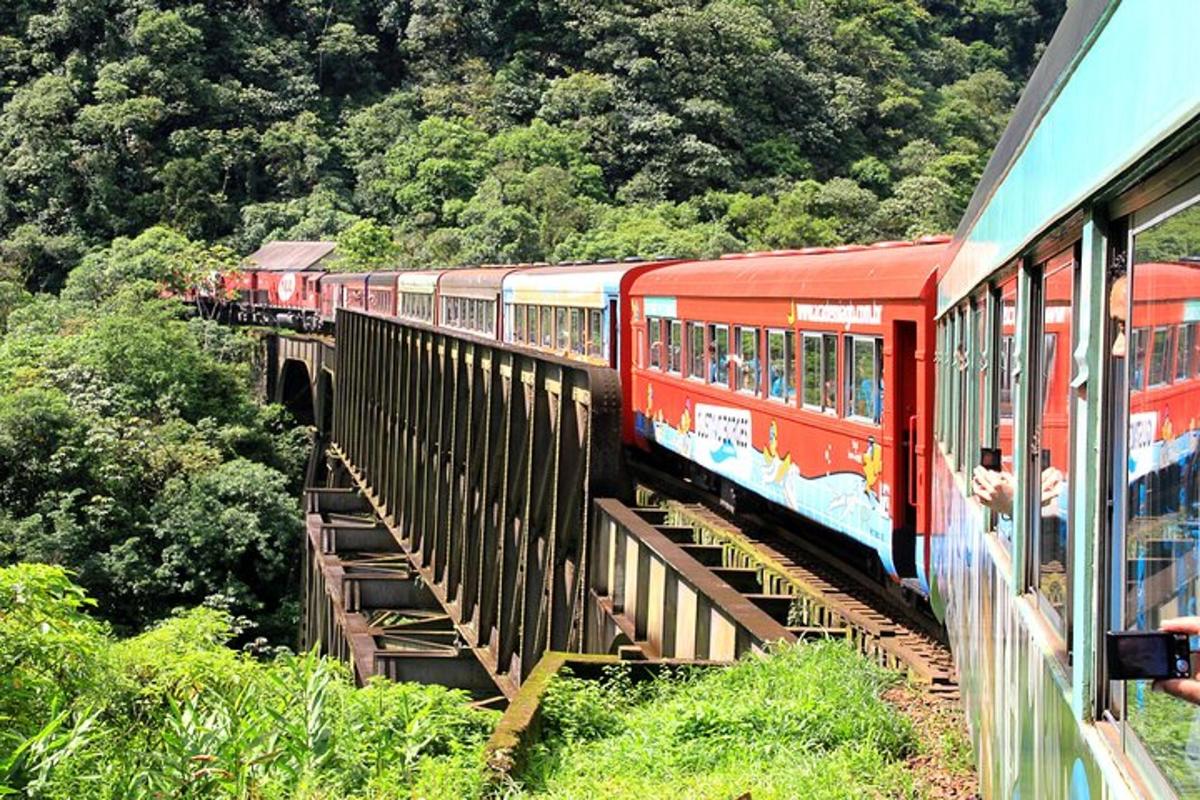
(503, 260, 678, 442)
(438, 268, 515, 340)
(362, 272, 397, 317)
(395, 271, 441, 326)
(319, 273, 360, 327)
(1126, 262, 1200, 517)
(629, 240, 948, 582)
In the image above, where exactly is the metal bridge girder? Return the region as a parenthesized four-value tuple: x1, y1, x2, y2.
(329, 311, 626, 694)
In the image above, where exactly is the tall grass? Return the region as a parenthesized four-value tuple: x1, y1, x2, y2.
(514, 641, 917, 799)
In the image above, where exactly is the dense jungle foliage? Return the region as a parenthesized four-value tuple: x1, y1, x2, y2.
(0, 564, 498, 799)
(0, 245, 310, 639)
(0, 0, 1065, 289)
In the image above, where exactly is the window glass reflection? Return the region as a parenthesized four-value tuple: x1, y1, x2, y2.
(1125, 197, 1200, 796)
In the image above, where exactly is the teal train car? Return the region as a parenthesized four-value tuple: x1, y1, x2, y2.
(932, 1, 1200, 796)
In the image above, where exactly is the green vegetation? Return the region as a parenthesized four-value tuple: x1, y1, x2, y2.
(0, 230, 309, 639)
(0, 564, 497, 799)
(513, 642, 916, 799)
(0, 0, 1064, 288)
(2, 575, 924, 800)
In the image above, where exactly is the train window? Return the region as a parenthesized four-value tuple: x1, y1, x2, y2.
(486, 301, 495, 334)
(974, 296, 990, 460)
(1129, 327, 1148, 390)
(1119, 186, 1200, 797)
(1173, 324, 1190, 382)
(736, 326, 760, 394)
(540, 307, 552, 348)
(649, 317, 663, 369)
(668, 321, 682, 374)
(1148, 326, 1171, 386)
(570, 308, 585, 354)
(935, 321, 946, 444)
(519, 305, 530, 342)
(708, 324, 730, 385)
(589, 309, 603, 359)
(822, 335, 837, 412)
(767, 330, 795, 403)
(687, 323, 705, 379)
(1030, 250, 1075, 639)
(845, 335, 882, 424)
(556, 307, 569, 350)
(802, 333, 837, 413)
(802, 334, 822, 409)
(1192, 322, 1200, 376)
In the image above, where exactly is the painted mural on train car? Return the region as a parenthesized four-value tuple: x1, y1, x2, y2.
(635, 327, 902, 577)
(930, 454, 1110, 800)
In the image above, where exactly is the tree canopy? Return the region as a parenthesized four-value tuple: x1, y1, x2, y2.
(0, 0, 1064, 286)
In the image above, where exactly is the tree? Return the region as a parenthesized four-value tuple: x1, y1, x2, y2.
(334, 218, 400, 272)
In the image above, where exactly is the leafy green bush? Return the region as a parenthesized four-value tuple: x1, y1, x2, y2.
(0, 564, 498, 800)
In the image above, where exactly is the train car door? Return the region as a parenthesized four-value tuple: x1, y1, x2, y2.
(893, 319, 919, 576)
(608, 298, 618, 368)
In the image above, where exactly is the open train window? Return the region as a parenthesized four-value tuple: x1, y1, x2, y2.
(736, 326, 760, 394)
(687, 322, 705, 380)
(1174, 323, 1192, 381)
(1148, 326, 1171, 386)
(708, 324, 730, 386)
(648, 317, 663, 369)
(556, 307, 569, 350)
(801, 333, 836, 414)
(845, 335, 882, 424)
(667, 321, 682, 374)
(570, 308, 585, 354)
(540, 307, 552, 348)
(767, 329, 795, 403)
(588, 310, 603, 359)
(1129, 327, 1148, 390)
(935, 320, 946, 444)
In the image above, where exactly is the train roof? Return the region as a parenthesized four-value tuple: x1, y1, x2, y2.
(396, 270, 441, 293)
(245, 241, 337, 271)
(1131, 261, 1200, 302)
(940, 1, 1200, 314)
(503, 261, 663, 307)
(630, 240, 948, 302)
(439, 267, 517, 298)
(320, 271, 367, 284)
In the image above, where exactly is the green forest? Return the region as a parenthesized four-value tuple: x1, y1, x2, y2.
(0, 0, 1062, 796)
(0, 0, 1063, 290)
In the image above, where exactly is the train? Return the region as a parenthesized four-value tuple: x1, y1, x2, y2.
(198, 2, 1200, 796)
(203, 240, 950, 594)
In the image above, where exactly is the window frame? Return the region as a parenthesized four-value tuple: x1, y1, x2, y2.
(735, 325, 760, 395)
(844, 334, 882, 425)
(648, 316, 663, 370)
(766, 328, 795, 404)
(668, 320, 682, 374)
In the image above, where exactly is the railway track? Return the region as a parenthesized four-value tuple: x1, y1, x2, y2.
(631, 461, 958, 696)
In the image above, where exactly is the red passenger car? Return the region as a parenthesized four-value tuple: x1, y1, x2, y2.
(1126, 261, 1200, 505)
(629, 239, 949, 581)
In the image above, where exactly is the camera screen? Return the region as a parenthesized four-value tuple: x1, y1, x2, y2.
(1114, 636, 1170, 676)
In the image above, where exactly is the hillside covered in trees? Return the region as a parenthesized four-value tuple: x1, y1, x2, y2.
(0, 0, 1064, 291)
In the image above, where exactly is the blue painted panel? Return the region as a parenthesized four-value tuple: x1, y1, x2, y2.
(940, 0, 1200, 314)
(643, 296, 677, 318)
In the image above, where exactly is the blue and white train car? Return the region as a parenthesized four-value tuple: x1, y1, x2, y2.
(932, 1, 1200, 797)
